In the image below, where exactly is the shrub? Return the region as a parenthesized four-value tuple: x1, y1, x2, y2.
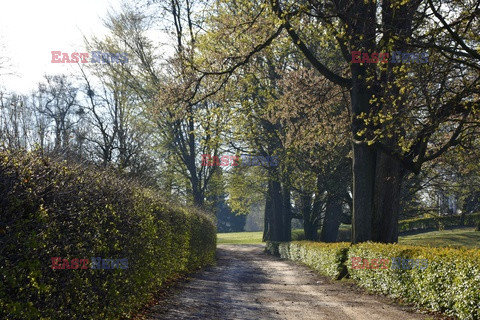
(265, 241, 281, 256)
(267, 241, 350, 279)
(291, 229, 307, 241)
(0, 150, 216, 319)
(268, 240, 480, 319)
(348, 243, 480, 319)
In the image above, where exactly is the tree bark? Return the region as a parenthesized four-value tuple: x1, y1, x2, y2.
(320, 194, 343, 242)
(301, 193, 318, 241)
(372, 151, 405, 243)
(282, 185, 292, 241)
(263, 182, 273, 241)
(263, 178, 291, 242)
(350, 68, 376, 243)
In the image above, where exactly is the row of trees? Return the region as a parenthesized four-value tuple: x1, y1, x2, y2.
(187, 0, 480, 242)
(1, 0, 479, 242)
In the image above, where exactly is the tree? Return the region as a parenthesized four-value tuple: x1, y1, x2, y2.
(208, 167, 247, 232)
(0, 92, 30, 149)
(87, 2, 229, 205)
(266, 0, 479, 243)
(192, 0, 480, 243)
(35, 75, 83, 157)
(274, 67, 352, 241)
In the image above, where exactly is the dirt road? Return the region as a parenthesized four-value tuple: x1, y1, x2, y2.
(142, 244, 436, 320)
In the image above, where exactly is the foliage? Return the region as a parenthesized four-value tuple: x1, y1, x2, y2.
(347, 243, 480, 320)
(268, 240, 480, 319)
(266, 241, 350, 279)
(225, 166, 266, 217)
(0, 150, 216, 319)
(214, 192, 247, 233)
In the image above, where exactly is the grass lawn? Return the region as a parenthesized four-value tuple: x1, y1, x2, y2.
(218, 227, 480, 248)
(217, 231, 263, 244)
(398, 228, 480, 248)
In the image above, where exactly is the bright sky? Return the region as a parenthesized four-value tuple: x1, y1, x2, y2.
(0, 0, 123, 94)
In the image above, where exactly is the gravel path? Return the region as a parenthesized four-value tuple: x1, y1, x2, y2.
(141, 244, 438, 320)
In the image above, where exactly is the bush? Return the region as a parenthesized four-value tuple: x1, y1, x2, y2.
(268, 240, 480, 320)
(0, 150, 216, 319)
(291, 229, 307, 241)
(348, 243, 480, 319)
(290, 225, 351, 242)
(266, 241, 350, 279)
(266, 241, 281, 256)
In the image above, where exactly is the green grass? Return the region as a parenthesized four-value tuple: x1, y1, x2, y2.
(217, 229, 306, 244)
(218, 227, 480, 248)
(398, 228, 480, 248)
(217, 231, 263, 244)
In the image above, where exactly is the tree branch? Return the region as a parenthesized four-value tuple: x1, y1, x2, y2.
(269, 0, 351, 88)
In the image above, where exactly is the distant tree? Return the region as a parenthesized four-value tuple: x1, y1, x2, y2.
(0, 92, 31, 149)
(100, 2, 230, 206)
(274, 67, 352, 241)
(216, 201, 246, 233)
(206, 165, 246, 232)
(34, 75, 83, 157)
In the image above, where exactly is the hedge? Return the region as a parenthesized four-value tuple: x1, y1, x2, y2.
(0, 150, 216, 319)
(266, 241, 350, 279)
(268, 241, 480, 319)
(398, 213, 480, 233)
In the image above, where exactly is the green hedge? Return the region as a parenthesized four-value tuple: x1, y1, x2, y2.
(268, 241, 480, 319)
(266, 241, 350, 279)
(398, 213, 480, 233)
(0, 150, 216, 319)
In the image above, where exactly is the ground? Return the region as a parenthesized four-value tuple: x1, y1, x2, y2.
(217, 227, 480, 248)
(398, 228, 480, 248)
(139, 245, 445, 320)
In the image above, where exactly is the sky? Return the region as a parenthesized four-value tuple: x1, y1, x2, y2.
(0, 0, 123, 94)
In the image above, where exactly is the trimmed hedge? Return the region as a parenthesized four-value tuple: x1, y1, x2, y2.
(398, 213, 480, 233)
(268, 241, 480, 319)
(0, 150, 216, 319)
(266, 241, 350, 279)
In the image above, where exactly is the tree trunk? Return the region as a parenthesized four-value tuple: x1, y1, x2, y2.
(372, 151, 405, 243)
(304, 221, 318, 241)
(263, 182, 273, 241)
(263, 178, 291, 242)
(320, 194, 343, 242)
(190, 169, 204, 207)
(282, 185, 292, 241)
(301, 193, 318, 241)
(350, 70, 376, 243)
(460, 210, 465, 227)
